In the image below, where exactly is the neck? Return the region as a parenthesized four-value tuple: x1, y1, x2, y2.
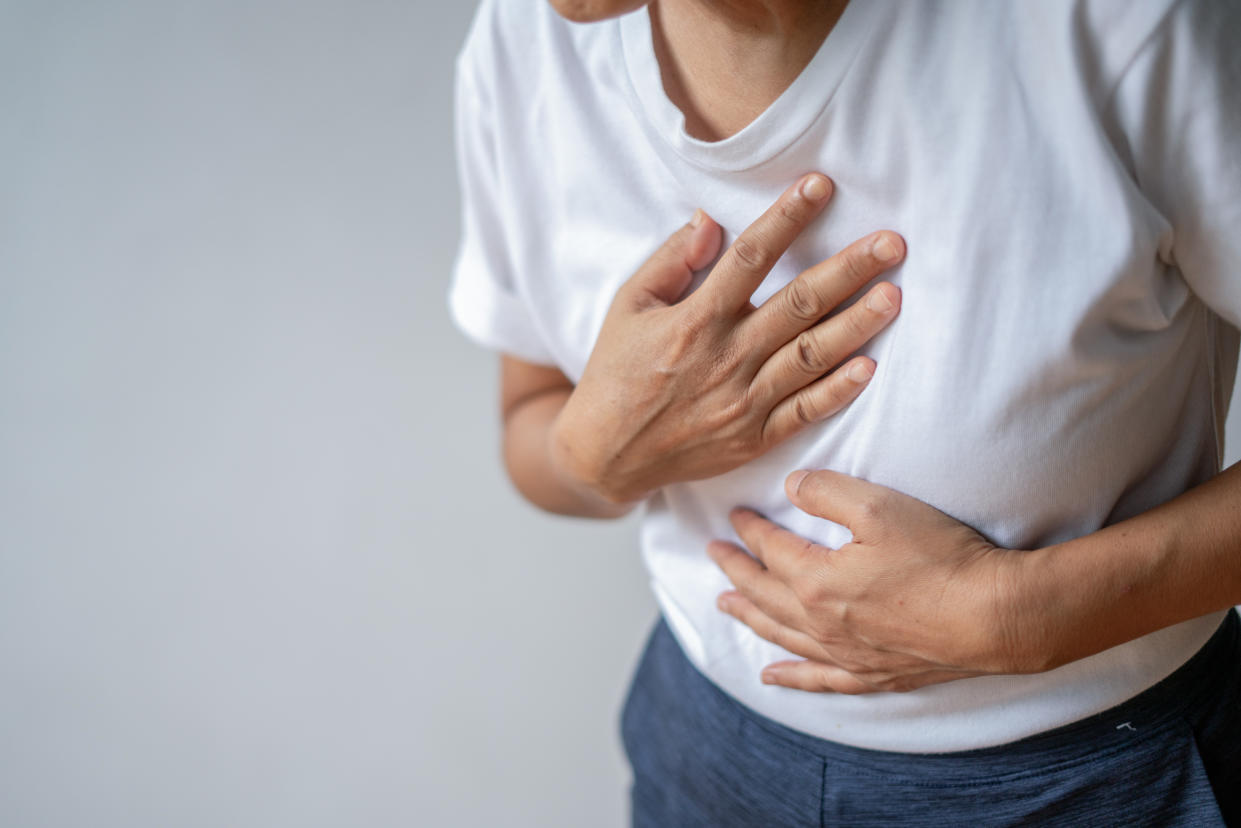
(649, 0, 849, 141)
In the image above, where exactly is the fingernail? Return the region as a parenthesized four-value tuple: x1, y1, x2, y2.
(847, 360, 874, 382)
(716, 593, 732, 612)
(871, 234, 900, 263)
(761, 669, 781, 684)
(786, 469, 810, 493)
(690, 208, 705, 228)
(800, 175, 831, 202)
(866, 285, 895, 313)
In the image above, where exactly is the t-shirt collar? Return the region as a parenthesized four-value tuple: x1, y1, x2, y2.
(617, 1, 877, 172)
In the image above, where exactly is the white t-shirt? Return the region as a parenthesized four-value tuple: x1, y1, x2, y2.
(450, 0, 1241, 752)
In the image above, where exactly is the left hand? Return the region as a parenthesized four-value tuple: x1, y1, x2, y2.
(708, 469, 1029, 694)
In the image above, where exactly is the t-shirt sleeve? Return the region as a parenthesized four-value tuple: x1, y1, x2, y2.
(1108, 0, 1241, 327)
(447, 18, 556, 365)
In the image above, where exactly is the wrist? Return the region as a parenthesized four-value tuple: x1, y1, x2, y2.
(982, 545, 1063, 675)
(997, 513, 1195, 673)
(548, 404, 645, 511)
(989, 539, 1135, 675)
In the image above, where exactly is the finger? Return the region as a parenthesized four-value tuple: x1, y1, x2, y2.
(684, 210, 725, 271)
(758, 660, 868, 694)
(759, 357, 875, 447)
(706, 540, 806, 630)
(729, 507, 823, 581)
(717, 591, 829, 662)
(751, 280, 899, 403)
(783, 468, 894, 532)
(693, 174, 833, 316)
(762, 661, 984, 693)
(745, 230, 906, 354)
(621, 210, 724, 309)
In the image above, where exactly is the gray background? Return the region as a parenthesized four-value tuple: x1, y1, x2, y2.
(0, 2, 1238, 827)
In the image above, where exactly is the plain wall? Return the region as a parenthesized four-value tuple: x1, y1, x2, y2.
(1, 2, 1238, 827)
(0, 2, 652, 826)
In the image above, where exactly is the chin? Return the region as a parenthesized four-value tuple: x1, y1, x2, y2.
(547, 0, 649, 23)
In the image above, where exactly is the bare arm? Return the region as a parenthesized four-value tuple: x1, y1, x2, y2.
(501, 355, 634, 519)
(1017, 460, 1241, 671)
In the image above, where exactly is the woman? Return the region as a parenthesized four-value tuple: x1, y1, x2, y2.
(450, 0, 1241, 822)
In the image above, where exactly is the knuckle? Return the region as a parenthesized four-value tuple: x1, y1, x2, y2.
(791, 394, 819, 427)
(708, 338, 745, 380)
(730, 235, 772, 273)
(858, 492, 889, 522)
(738, 381, 766, 419)
(652, 328, 697, 373)
(720, 390, 754, 424)
(819, 375, 853, 412)
(678, 297, 729, 339)
(776, 197, 806, 226)
(782, 280, 821, 324)
(794, 331, 826, 373)
(842, 305, 873, 340)
(676, 298, 711, 331)
(707, 389, 758, 442)
(791, 574, 826, 607)
(839, 248, 875, 287)
(726, 432, 761, 461)
(757, 411, 780, 449)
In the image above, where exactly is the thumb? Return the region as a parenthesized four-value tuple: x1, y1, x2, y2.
(785, 468, 887, 534)
(624, 210, 723, 308)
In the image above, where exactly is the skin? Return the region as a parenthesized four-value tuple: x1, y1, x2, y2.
(504, 176, 905, 514)
(515, 0, 1241, 694)
(649, 0, 850, 140)
(550, 0, 849, 140)
(546, 0, 647, 24)
(710, 464, 1241, 694)
(515, 1, 881, 514)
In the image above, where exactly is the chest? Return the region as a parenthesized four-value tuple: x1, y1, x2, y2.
(497, 22, 1176, 384)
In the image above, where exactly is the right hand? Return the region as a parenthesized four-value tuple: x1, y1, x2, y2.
(551, 173, 905, 504)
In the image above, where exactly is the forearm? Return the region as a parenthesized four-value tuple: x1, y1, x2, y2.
(1013, 461, 1241, 671)
(503, 387, 638, 519)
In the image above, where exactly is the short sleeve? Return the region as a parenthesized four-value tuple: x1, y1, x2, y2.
(1108, 0, 1241, 327)
(448, 13, 556, 365)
